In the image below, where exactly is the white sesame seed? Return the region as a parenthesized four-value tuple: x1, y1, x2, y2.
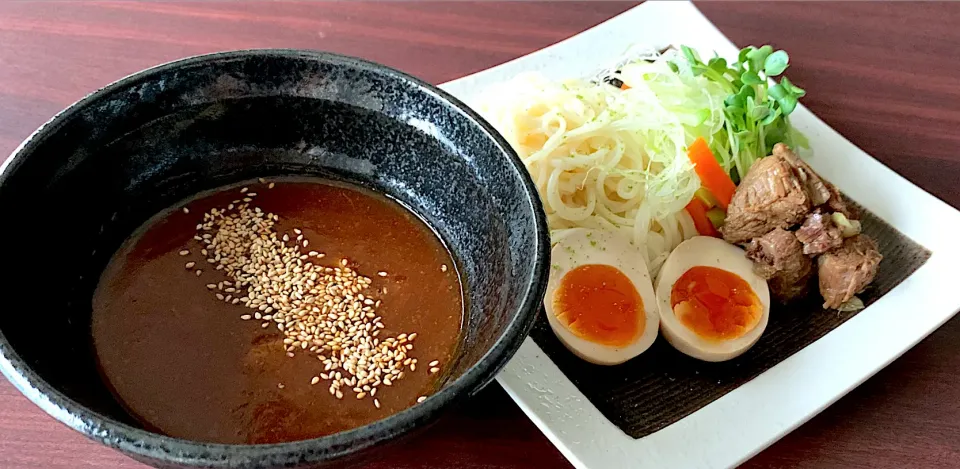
(417, 396, 426, 403)
(441, 264, 448, 272)
(179, 250, 190, 256)
(182, 207, 190, 214)
(187, 189, 431, 406)
(185, 262, 196, 269)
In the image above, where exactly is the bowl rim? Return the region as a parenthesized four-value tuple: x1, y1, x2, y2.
(0, 48, 550, 466)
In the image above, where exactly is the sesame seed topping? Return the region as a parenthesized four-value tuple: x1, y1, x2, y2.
(195, 270, 202, 277)
(417, 396, 426, 403)
(441, 264, 448, 272)
(179, 250, 190, 256)
(269, 182, 276, 189)
(182, 191, 425, 403)
(185, 262, 196, 269)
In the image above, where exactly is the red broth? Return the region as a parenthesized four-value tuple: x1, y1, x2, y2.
(92, 179, 464, 444)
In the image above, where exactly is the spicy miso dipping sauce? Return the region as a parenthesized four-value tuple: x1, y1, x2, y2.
(92, 178, 464, 444)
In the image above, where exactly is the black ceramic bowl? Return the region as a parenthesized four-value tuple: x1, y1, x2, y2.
(0, 50, 549, 468)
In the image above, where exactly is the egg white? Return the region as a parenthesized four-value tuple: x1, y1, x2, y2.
(655, 236, 771, 362)
(545, 229, 659, 365)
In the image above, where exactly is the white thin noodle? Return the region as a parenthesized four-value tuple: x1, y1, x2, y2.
(477, 62, 726, 277)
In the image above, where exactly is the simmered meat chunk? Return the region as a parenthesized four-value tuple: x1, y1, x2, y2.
(721, 153, 811, 244)
(773, 143, 852, 217)
(796, 209, 843, 255)
(818, 234, 882, 309)
(745, 228, 814, 303)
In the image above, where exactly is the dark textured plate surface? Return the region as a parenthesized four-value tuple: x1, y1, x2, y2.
(528, 201, 929, 439)
(0, 50, 549, 468)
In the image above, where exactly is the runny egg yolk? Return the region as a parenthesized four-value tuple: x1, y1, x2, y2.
(552, 264, 644, 347)
(670, 266, 762, 341)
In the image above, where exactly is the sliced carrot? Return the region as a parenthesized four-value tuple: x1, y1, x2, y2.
(621, 83, 631, 90)
(685, 198, 720, 237)
(687, 137, 736, 210)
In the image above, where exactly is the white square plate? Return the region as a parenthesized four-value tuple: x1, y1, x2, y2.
(439, 2, 960, 468)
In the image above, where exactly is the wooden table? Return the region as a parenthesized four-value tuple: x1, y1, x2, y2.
(1, 2, 958, 468)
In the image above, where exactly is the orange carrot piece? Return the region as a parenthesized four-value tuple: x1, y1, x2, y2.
(687, 137, 736, 210)
(621, 83, 631, 90)
(685, 198, 720, 237)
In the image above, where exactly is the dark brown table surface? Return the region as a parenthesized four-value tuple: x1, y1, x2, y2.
(1, 2, 958, 468)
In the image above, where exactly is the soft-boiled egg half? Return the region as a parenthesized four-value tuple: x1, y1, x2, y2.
(655, 236, 770, 362)
(545, 229, 659, 365)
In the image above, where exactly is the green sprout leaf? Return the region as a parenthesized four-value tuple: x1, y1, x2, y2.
(741, 70, 763, 85)
(746, 45, 773, 71)
(764, 50, 790, 76)
(668, 43, 808, 180)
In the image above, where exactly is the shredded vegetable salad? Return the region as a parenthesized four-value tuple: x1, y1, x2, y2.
(475, 44, 806, 276)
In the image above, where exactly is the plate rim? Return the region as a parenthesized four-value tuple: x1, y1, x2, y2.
(439, 2, 960, 468)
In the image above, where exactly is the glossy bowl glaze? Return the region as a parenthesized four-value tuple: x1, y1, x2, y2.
(0, 50, 549, 468)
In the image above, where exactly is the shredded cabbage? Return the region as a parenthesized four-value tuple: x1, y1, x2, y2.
(475, 54, 731, 275)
